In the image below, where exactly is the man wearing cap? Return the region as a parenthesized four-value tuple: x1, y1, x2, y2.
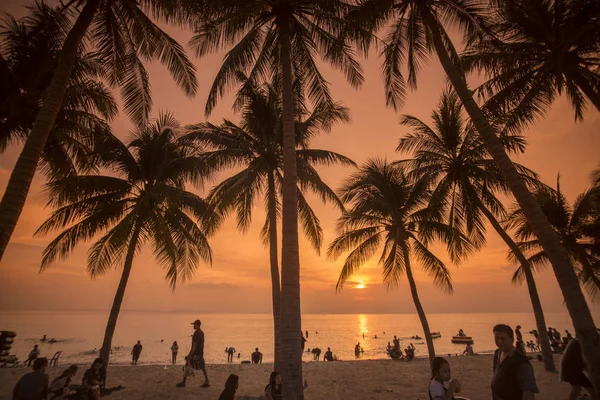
(177, 319, 210, 388)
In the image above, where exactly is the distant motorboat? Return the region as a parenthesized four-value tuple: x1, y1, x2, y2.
(430, 332, 442, 339)
(451, 336, 474, 344)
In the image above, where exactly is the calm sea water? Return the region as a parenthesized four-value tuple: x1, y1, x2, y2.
(0, 310, 595, 366)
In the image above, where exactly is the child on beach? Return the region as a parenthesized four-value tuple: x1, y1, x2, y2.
(429, 357, 464, 400)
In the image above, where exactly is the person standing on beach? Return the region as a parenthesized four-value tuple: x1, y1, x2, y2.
(131, 341, 142, 365)
(177, 319, 210, 388)
(560, 338, 598, 400)
(301, 331, 307, 352)
(515, 325, 525, 355)
(171, 341, 179, 364)
(13, 357, 49, 400)
(25, 344, 40, 367)
(226, 346, 236, 362)
(491, 324, 538, 400)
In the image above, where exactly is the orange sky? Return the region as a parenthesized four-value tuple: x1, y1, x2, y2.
(1, 1, 600, 315)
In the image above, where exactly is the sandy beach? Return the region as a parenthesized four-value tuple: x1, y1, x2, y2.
(0, 355, 570, 400)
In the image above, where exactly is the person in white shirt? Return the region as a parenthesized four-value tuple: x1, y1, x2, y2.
(429, 357, 466, 400)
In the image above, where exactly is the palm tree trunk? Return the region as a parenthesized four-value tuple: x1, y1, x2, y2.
(401, 245, 436, 363)
(99, 222, 142, 366)
(476, 199, 555, 371)
(0, 0, 101, 262)
(424, 16, 600, 390)
(278, 20, 304, 400)
(267, 170, 283, 372)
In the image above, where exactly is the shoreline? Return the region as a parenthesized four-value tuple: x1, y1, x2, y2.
(0, 355, 570, 400)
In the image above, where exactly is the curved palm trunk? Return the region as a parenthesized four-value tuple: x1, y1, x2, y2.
(99, 223, 142, 366)
(425, 17, 600, 389)
(278, 21, 304, 400)
(402, 245, 436, 363)
(267, 170, 283, 372)
(476, 201, 555, 371)
(0, 0, 101, 262)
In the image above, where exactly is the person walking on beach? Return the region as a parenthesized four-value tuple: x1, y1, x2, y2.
(25, 344, 40, 367)
(13, 357, 49, 400)
(171, 341, 179, 364)
(560, 338, 598, 400)
(429, 356, 463, 400)
(491, 324, 538, 400)
(251, 348, 263, 364)
(131, 341, 142, 365)
(176, 319, 210, 388)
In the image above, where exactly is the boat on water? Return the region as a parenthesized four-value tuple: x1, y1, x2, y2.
(430, 332, 442, 339)
(451, 336, 474, 344)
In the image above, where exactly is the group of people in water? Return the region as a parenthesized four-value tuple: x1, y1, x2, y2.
(386, 336, 416, 361)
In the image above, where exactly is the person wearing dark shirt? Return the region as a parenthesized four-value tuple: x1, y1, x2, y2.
(491, 324, 538, 400)
(83, 358, 105, 400)
(265, 371, 283, 400)
(560, 338, 598, 400)
(25, 345, 40, 367)
(515, 325, 525, 355)
(13, 358, 49, 400)
(131, 341, 142, 365)
(48, 365, 78, 399)
(176, 319, 210, 388)
(324, 347, 333, 361)
(217, 374, 238, 400)
(301, 332, 307, 351)
(251, 348, 263, 364)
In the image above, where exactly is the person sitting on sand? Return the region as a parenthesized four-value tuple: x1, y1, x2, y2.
(386, 342, 392, 354)
(458, 329, 465, 337)
(251, 348, 263, 364)
(49, 365, 79, 399)
(83, 358, 105, 400)
(405, 347, 414, 361)
(265, 371, 309, 400)
(131, 340, 142, 365)
(560, 338, 598, 400)
(26, 344, 40, 367)
(463, 343, 474, 356)
(217, 374, 239, 400)
(324, 347, 334, 361)
(13, 357, 49, 400)
(429, 357, 463, 400)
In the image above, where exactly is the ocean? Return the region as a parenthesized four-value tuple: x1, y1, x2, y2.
(0, 310, 593, 366)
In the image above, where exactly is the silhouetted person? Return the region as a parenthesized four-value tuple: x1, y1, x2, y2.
(171, 341, 179, 364)
(251, 348, 263, 364)
(83, 358, 105, 400)
(560, 338, 598, 400)
(324, 347, 333, 361)
(176, 319, 209, 388)
(26, 345, 40, 367)
(13, 358, 49, 400)
(217, 374, 238, 400)
(131, 341, 142, 365)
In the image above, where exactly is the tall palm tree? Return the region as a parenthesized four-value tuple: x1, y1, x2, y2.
(396, 89, 556, 371)
(1, 2, 117, 180)
(0, 0, 198, 262)
(188, 2, 366, 396)
(187, 74, 354, 370)
(328, 159, 473, 362)
(352, 0, 600, 381)
(461, 0, 600, 134)
(505, 177, 600, 301)
(35, 114, 218, 365)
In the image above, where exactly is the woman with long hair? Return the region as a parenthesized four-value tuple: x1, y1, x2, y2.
(217, 374, 239, 400)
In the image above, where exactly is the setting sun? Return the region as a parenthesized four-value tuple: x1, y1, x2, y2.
(355, 282, 366, 289)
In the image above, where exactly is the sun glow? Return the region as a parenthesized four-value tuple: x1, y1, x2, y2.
(355, 282, 366, 289)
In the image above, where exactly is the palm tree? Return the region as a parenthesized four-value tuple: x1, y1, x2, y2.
(328, 159, 473, 362)
(188, 2, 366, 396)
(505, 177, 600, 301)
(0, 0, 198, 262)
(35, 114, 218, 365)
(461, 0, 600, 134)
(1, 2, 117, 180)
(396, 89, 556, 371)
(187, 74, 354, 370)
(352, 0, 600, 381)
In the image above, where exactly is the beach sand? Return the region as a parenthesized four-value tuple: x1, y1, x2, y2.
(0, 355, 570, 399)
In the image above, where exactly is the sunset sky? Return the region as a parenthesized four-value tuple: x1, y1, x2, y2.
(1, 1, 600, 316)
